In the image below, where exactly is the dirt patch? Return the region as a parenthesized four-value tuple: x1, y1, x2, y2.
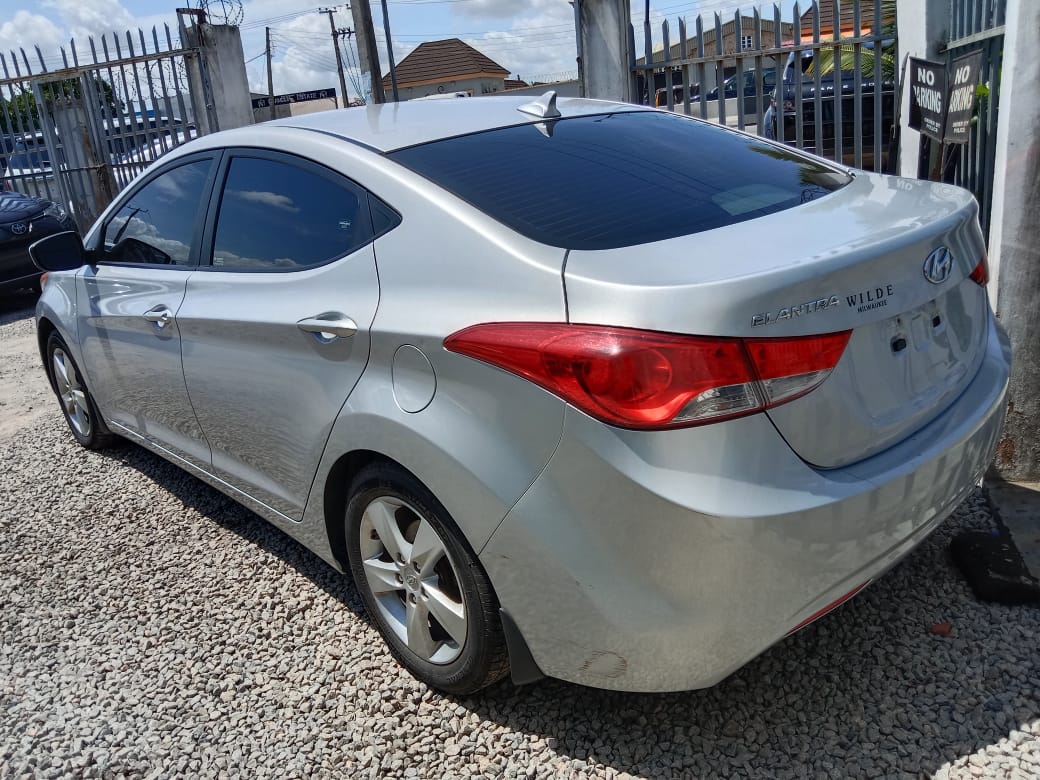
(0, 293, 53, 442)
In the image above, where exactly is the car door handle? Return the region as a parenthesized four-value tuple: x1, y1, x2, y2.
(143, 306, 173, 329)
(296, 313, 358, 342)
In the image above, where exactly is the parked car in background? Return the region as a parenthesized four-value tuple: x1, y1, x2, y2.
(657, 68, 777, 124)
(32, 94, 1008, 695)
(0, 191, 76, 292)
(705, 66, 778, 116)
(764, 45, 896, 169)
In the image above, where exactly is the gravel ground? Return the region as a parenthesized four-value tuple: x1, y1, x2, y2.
(1, 298, 1038, 779)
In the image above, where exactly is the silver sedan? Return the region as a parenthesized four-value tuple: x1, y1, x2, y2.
(31, 93, 1010, 694)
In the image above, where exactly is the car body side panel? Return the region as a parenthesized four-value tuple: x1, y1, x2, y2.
(178, 244, 381, 520)
(296, 151, 570, 559)
(35, 269, 80, 362)
(76, 264, 211, 469)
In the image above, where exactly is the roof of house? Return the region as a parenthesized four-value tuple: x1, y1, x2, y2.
(799, 0, 896, 36)
(503, 78, 529, 91)
(636, 16, 794, 65)
(384, 39, 510, 87)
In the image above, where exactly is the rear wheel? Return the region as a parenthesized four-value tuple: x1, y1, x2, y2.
(46, 332, 116, 449)
(345, 462, 509, 694)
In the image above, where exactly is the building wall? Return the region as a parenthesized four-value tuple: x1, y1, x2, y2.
(499, 80, 581, 98)
(395, 76, 506, 101)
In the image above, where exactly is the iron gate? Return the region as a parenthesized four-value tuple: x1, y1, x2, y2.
(0, 10, 214, 228)
(944, 0, 1005, 238)
(631, 0, 898, 174)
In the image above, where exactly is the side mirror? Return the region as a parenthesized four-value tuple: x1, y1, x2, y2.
(28, 230, 88, 272)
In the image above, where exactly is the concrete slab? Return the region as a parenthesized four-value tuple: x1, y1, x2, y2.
(986, 480, 1040, 578)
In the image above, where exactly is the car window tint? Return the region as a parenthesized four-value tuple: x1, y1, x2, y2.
(103, 159, 212, 265)
(210, 157, 364, 270)
(390, 111, 850, 250)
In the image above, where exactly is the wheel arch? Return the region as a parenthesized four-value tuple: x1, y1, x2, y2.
(37, 317, 57, 385)
(322, 448, 391, 570)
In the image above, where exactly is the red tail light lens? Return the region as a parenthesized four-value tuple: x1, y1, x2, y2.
(445, 323, 851, 430)
(969, 256, 989, 286)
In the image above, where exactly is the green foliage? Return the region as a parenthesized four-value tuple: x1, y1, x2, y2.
(1, 76, 121, 133)
(804, 44, 897, 81)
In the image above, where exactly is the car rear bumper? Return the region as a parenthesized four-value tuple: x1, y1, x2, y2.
(480, 313, 1010, 692)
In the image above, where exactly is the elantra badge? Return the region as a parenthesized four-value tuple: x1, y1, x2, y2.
(923, 246, 953, 284)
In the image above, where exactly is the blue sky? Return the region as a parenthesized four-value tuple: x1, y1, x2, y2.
(0, 0, 794, 99)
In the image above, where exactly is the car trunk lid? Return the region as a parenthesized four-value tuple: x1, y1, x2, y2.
(562, 172, 989, 468)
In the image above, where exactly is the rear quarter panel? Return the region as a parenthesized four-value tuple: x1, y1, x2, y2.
(279, 130, 571, 559)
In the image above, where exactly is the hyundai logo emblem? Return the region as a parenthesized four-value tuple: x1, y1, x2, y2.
(10, 222, 27, 236)
(923, 246, 953, 285)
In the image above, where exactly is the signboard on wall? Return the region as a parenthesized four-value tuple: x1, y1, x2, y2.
(908, 58, 946, 142)
(251, 88, 337, 110)
(943, 51, 983, 144)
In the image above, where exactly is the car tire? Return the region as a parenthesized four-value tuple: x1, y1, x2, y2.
(345, 461, 510, 695)
(46, 332, 116, 449)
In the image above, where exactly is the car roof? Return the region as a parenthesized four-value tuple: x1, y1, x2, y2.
(265, 94, 648, 153)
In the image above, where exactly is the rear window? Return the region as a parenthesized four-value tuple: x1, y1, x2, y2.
(389, 110, 850, 250)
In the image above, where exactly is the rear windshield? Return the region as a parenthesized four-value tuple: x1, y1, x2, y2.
(389, 110, 850, 250)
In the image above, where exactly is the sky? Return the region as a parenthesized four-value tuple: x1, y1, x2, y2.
(0, 0, 792, 102)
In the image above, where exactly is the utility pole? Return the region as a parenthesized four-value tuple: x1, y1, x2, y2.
(379, 0, 399, 101)
(350, 0, 385, 103)
(265, 26, 275, 121)
(320, 7, 350, 108)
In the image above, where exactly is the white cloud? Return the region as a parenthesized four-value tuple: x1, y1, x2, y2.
(233, 189, 299, 212)
(459, 3, 578, 83)
(41, 0, 134, 43)
(0, 10, 63, 62)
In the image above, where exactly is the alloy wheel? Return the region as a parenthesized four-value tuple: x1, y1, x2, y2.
(51, 347, 91, 438)
(358, 496, 468, 664)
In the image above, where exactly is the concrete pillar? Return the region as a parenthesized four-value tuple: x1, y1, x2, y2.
(184, 23, 254, 133)
(895, 0, 948, 178)
(577, 0, 633, 102)
(989, 0, 1040, 480)
(48, 96, 116, 228)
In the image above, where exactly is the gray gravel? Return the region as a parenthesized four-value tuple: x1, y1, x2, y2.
(1, 300, 1038, 779)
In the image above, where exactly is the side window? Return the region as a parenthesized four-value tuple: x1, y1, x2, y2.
(103, 159, 212, 266)
(210, 156, 367, 271)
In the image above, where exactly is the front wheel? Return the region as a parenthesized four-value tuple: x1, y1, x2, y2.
(46, 332, 116, 449)
(345, 462, 509, 695)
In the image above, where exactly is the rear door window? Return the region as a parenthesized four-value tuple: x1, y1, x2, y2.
(208, 155, 370, 271)
(389, 110, 849, 250)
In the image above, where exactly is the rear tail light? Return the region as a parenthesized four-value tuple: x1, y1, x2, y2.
(445, 323, 851, 430)
(969, 256, 989, 286)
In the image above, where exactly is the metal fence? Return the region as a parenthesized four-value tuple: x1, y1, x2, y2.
(0, 10, 212, 228)
(944, 0, 1005, 237)
(631, 0, 898, 174)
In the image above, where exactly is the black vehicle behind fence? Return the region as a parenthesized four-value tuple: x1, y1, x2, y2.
(0, 191, 76, 293)
(764, 45, 896, 171)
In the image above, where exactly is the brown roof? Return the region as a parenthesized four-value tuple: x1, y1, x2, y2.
(503, 78, 528, 90)
(636, 17, 794, 65)
(799, 0, 896, 37)
(384, 39, 509, 87)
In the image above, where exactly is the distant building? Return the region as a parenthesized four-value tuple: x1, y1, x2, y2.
(384, 39, 511, 101)
(635, 16, 794, 100)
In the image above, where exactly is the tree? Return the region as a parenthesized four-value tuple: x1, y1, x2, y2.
(1, 75, 122, 133)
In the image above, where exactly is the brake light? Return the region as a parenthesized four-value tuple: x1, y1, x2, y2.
(969, 256, 989, 286)
(445, 323, 851, 430)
